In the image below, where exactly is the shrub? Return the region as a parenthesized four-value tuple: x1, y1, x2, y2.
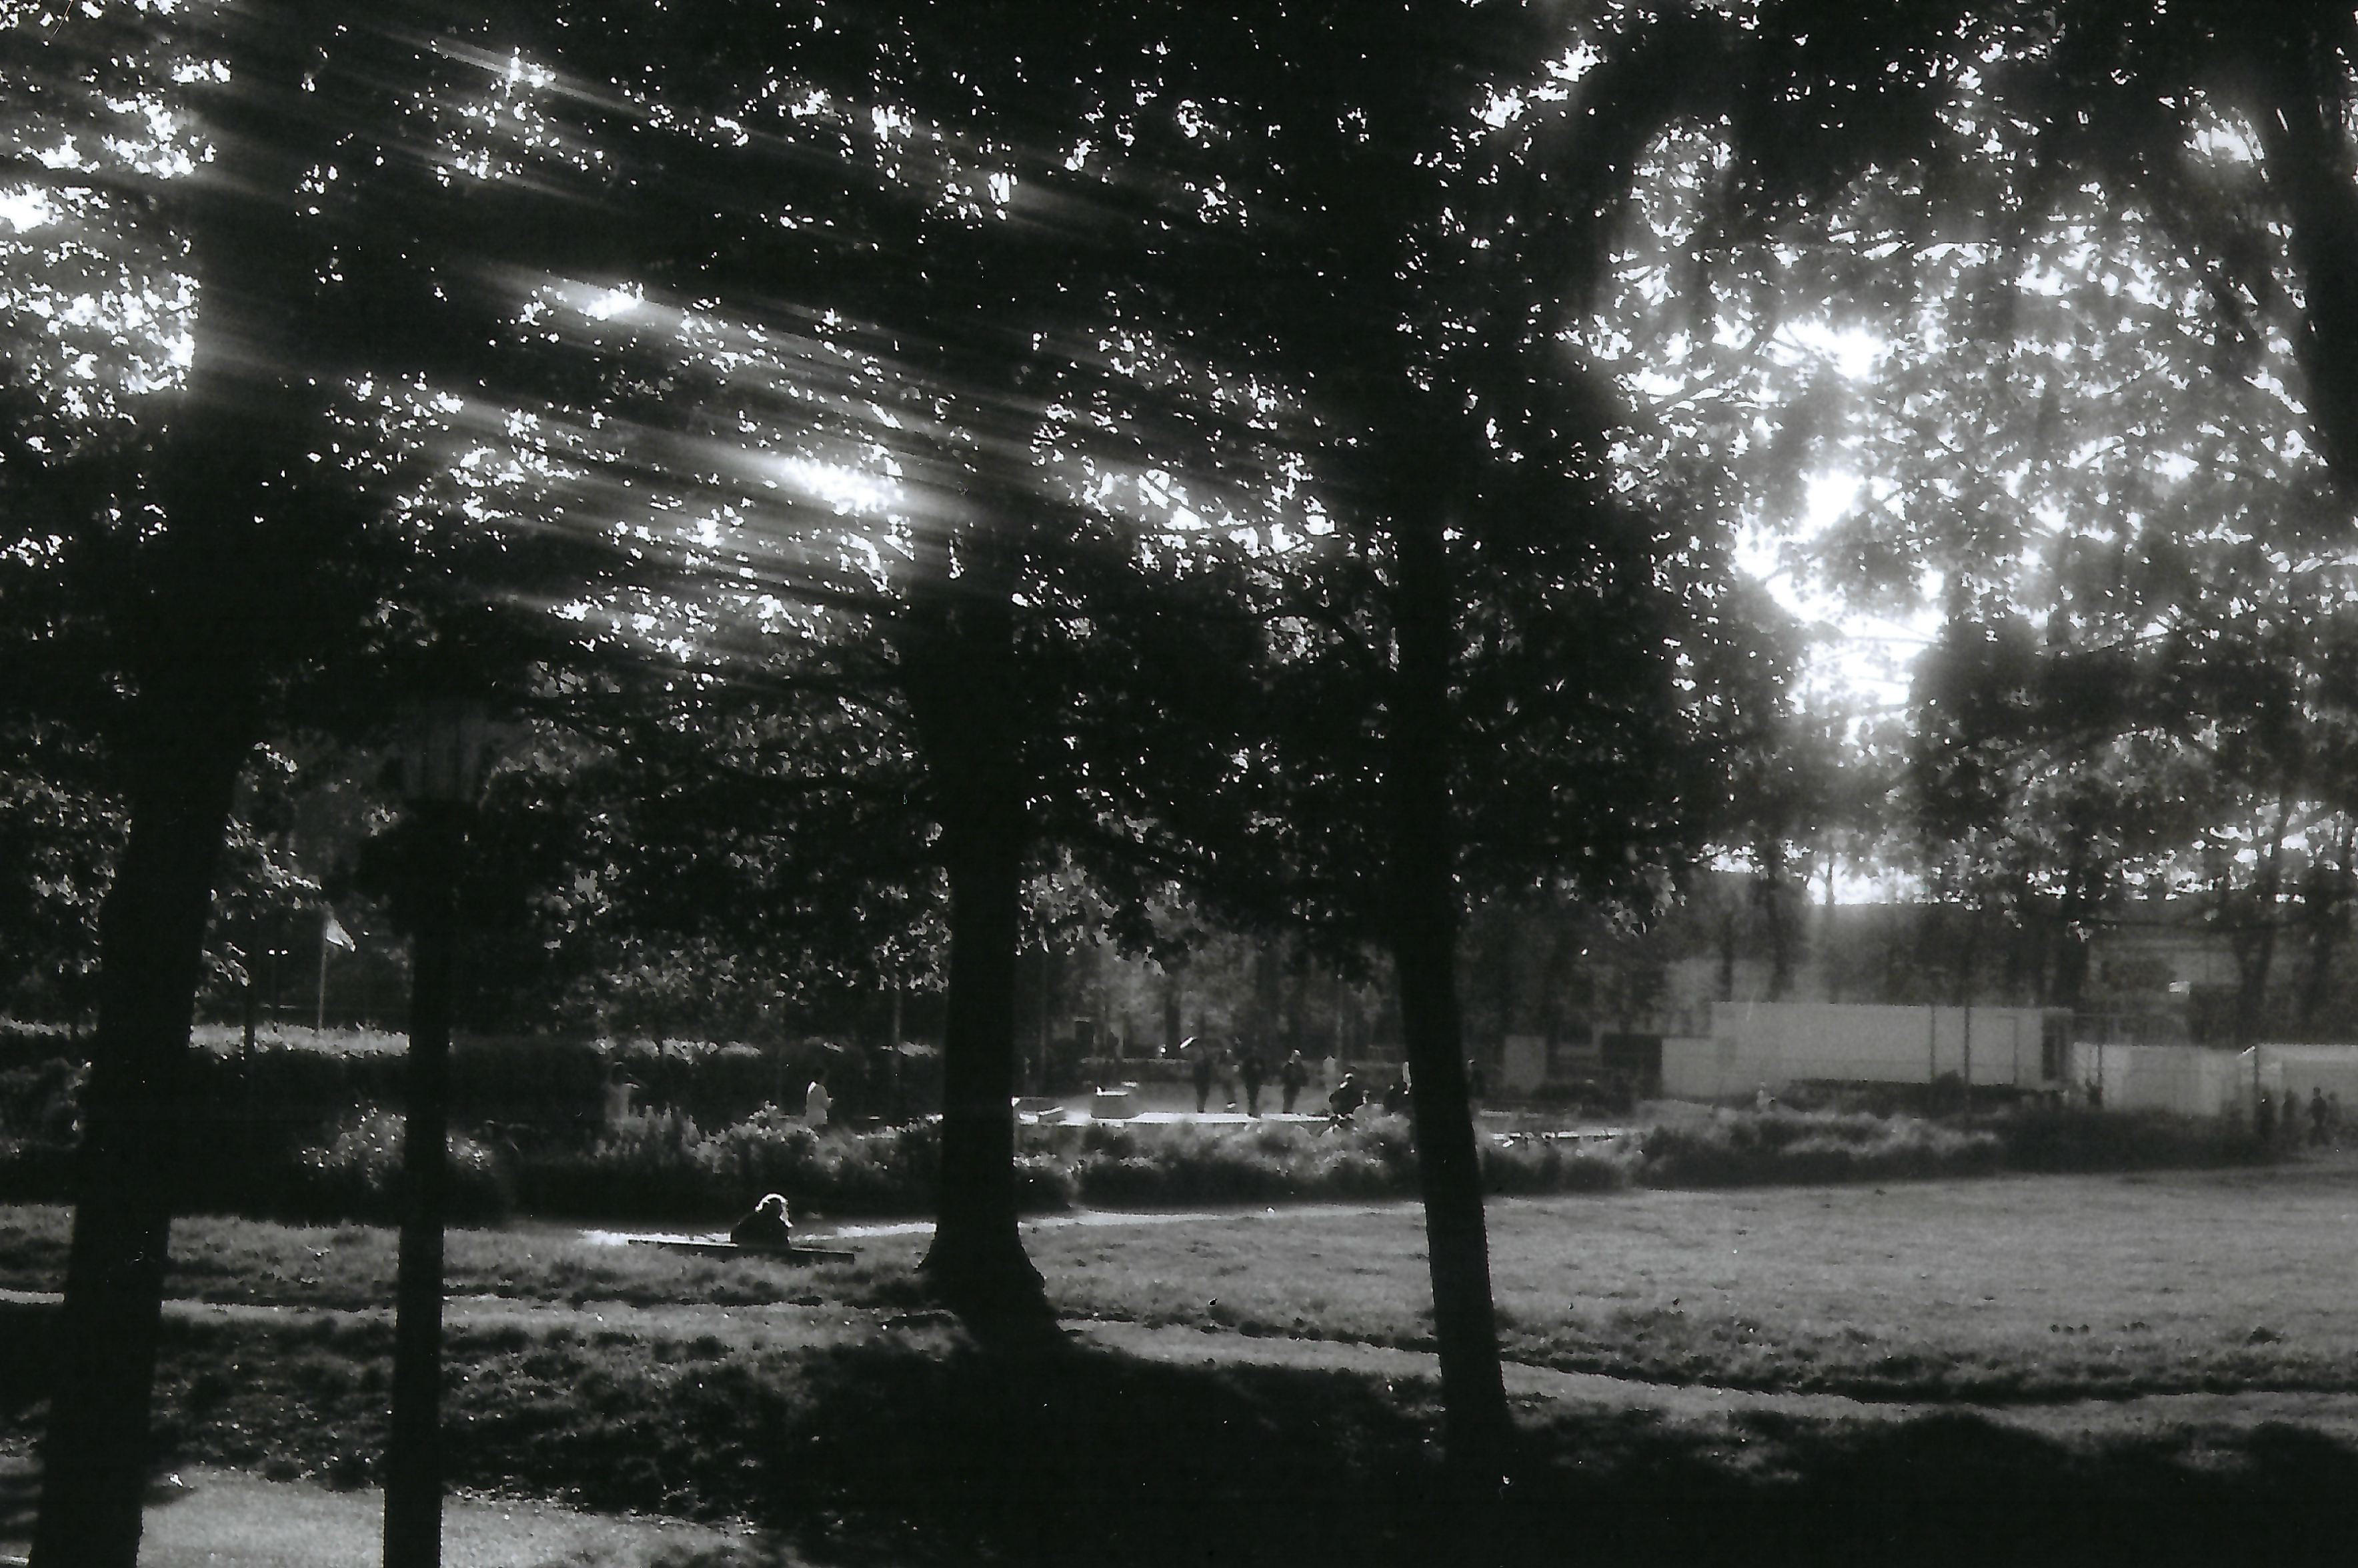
(1638, 1109, 2004, 1188)
(499, 1111, 1076, 1223)
(0, 1135, 77, 1202)
(507, 1108, 719, 1221)
(1480, 1135, 1636, 1195)
(279, 1110, 513, 1225)
(1987, 1103, 2267, 1173)
(0, 1019, 81, 1072)
(698, 1108, 946, 1217)
(0, 1058, 82, 1139)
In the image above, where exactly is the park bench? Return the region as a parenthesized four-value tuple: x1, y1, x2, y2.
(629, 1237, 858, 1264)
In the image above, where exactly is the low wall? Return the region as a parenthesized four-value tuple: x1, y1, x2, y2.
(1664, 1002, 2059, 1100)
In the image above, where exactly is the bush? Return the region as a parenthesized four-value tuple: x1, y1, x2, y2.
(0, 1020, 80, 1072)
(507, 1108, 721, 1222)
(506, 1112, 1026, 1224)
(0, 1058, 83, 1139)
(279, 1110, 513, 1225)
(0, 1135, 77, 1201)
(1638, 1109, 2004, 1188)
(1987, 1103, 2267, 1173)
(1069, 1114, 1632, 1209)
(1480, 1135, 1636, 1195)
(1075, 1125, 1314, 1207)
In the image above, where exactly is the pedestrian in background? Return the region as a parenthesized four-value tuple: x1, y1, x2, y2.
(1279, 1051, 1310, 1114)
(1239, 1046, 1266, 1117)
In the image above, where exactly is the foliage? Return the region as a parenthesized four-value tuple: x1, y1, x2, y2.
(0, 1058, 81, 1139)
(276, 1111, 512, 1227)
(1989, 1103, 2269, 1174)
(1639, 1107, 2007, 1187)
(0, 723, 119, 1023)
(1632, 1103, 2272, 1187)
(0, 1019, 79, 1071)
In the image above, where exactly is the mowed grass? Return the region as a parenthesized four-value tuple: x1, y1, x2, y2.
(11, 1169, 2358, 1565)
(7, 1157, 2358, 1402)
(1028, 1165, 2358, 1401)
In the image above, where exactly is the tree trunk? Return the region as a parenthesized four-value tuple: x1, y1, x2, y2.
(2251, 38, 2358, 494)
(919, 769, 1047, 1331)
(2298, 817, 2355, 1034)
(2235, 789, 2297, 1043)
(1386, 509, 1513, 1499)
(1756, 845, 1795, 1000)
(1161, 969, 1184, 1056)
(33, 714, 249, 1568)
(1716, 892, 1739, 1001)
(898, 542, 1050, 1337)
(384, 803, 468, 1568)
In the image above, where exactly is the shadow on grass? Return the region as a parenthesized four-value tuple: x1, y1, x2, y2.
(11, 1299, 2358, 1567)
(462, 1329, 2358, 1568)
(684, 1340, 2358, 1568)
(0, 1300, 49, 1427)
(0, 1455, 33, 1549)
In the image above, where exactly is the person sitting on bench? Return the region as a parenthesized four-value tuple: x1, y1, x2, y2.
(1322, 1073, 1366, 1131)
(730, 1192, 794, 1249)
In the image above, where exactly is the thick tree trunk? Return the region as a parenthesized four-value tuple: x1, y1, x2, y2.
(920, 799, 1046, 1328)
(919, 771, 1048, 1331)
(2252, 43, 2358, 495)
(1386, 511, 1514, 1499)
(33, 713, 249, 1568)
(898, 543, 1050, 1337)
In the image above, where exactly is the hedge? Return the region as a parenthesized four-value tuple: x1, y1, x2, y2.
(0, 1025, 934, 1142)
(0, 1085, 2285, 1229)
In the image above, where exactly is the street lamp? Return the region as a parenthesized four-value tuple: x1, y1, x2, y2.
(384, 700, 505, 1568)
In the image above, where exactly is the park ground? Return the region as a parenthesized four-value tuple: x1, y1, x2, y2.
(7, 1158, 2358, 1564)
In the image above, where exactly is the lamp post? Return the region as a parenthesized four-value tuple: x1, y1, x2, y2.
(384, 701, 503, 1568)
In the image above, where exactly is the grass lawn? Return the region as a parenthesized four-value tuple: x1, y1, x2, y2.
(1030, 1163, 2358, 1400)
(7, 1161, 2358, 1563)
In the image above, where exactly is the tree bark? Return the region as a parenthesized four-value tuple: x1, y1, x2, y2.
(384, 803, 468, 1568)
(1385, 508, 1514, 1498)
(898, 539, 1051, 1337)
(1756, 844, 1796, 1000)
(2233, 787, 2297, 1043)
(2297, 817, 2354, 1035)
(33, 710, 250, 1568)
(2251, 40, 2358, 495)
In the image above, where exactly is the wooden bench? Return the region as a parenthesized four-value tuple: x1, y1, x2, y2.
(628, 1238, 858, 1265)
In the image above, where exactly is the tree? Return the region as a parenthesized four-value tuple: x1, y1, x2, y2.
(285, 1, 1302, 1333)
(4, 7, 626, 1556)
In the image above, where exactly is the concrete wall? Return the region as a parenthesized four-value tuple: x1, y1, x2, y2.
(1501, 1033, 1548, 1094)
(2245, 1045, 2358, 1117)
(1662, 1001, 2058, 1101)
(2057, 1042, 2358, 1119)
(2067, 1041, 2245, 1117)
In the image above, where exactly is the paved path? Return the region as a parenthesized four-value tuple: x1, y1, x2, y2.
(0, 1453, 757, 1568)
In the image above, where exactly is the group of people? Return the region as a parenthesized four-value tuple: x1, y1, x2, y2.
(2255, 1085, 2347, 1148)
(1315, 1067, 1402, 1128)
(1187, 1039, 1318, 1115)
(1180, 1037, 1488, 1130)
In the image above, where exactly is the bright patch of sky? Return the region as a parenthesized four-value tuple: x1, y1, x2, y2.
(1736, 474, 1933, 714)
(1741, 320, 1933, 711)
